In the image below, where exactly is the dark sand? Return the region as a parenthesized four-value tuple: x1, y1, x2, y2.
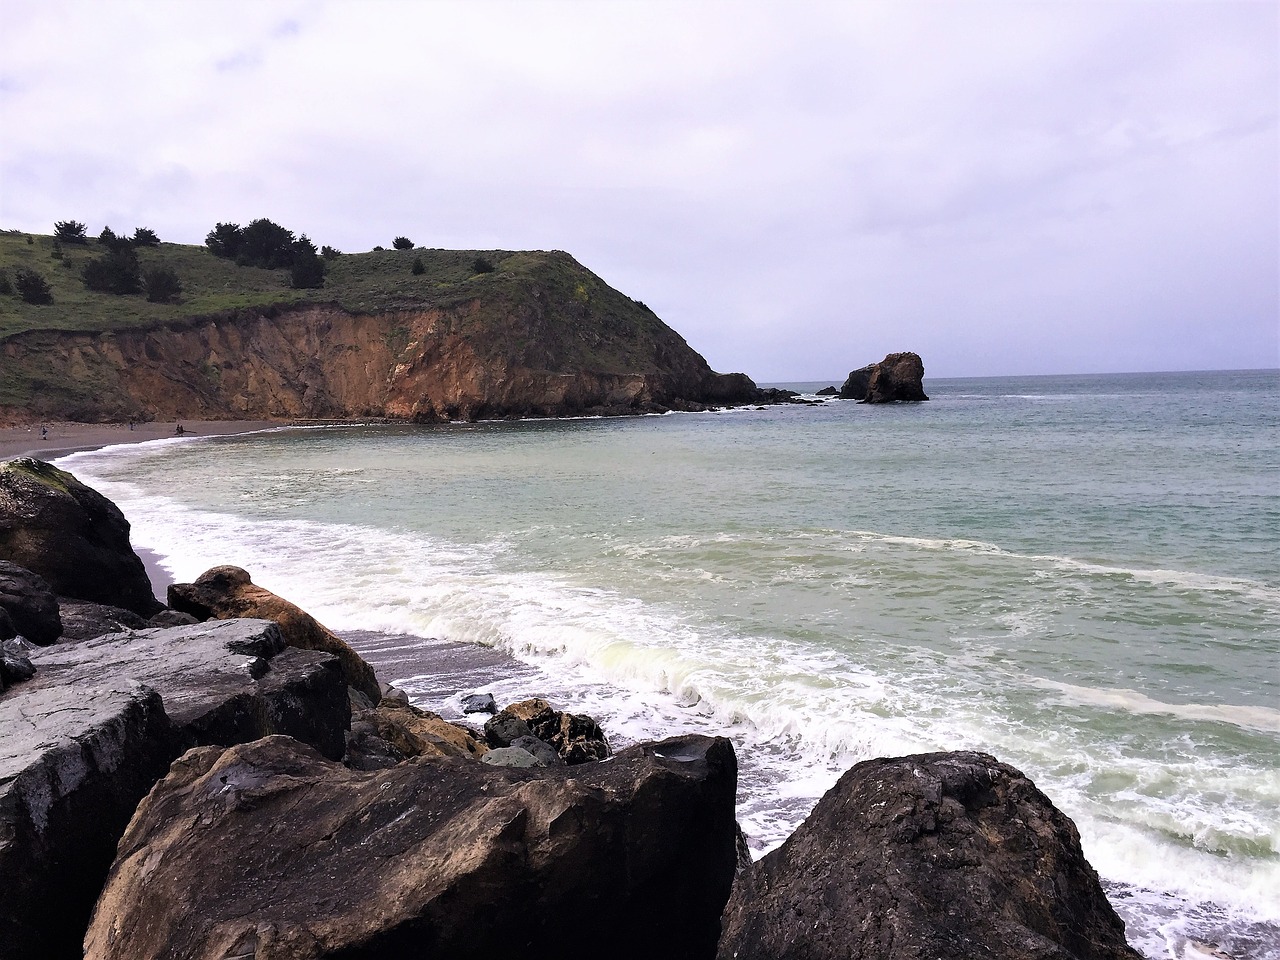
(0, 420, 284, 461)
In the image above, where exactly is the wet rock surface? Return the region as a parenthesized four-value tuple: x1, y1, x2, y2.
(85, 733, 740, 960)
(0, 560, 61, 644)
(718, 751, 1141, 960)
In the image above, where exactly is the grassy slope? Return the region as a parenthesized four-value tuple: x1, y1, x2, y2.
(0, 230, 693, 413)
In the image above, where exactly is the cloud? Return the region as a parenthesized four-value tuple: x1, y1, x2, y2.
(1, 0, 1274, 378)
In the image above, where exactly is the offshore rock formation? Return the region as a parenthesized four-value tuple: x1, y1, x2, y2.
(0, 252, 759, 423)
(718, 751, 1141, 960)
(84, 733, 740, 960)
(840, 351, 929, 402)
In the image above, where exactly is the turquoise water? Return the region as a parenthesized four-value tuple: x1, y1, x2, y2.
(62, 369, 1279, 958)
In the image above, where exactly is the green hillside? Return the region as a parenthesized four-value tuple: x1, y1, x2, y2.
(0, 229, 660, 352)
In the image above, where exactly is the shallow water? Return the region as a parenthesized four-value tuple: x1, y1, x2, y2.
(60, 369, 1280, 959)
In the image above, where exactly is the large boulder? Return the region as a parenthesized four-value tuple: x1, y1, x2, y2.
(55, 599, 148, 642)
(169, 565, 381, 704)
(0, 619, 351, 960)
(0, 459, 162, 617)
(718, 751, 1141, 960)
(839, 351, 929, 403)
(0, 560, 61, 644)
(85, 733, 740, 960)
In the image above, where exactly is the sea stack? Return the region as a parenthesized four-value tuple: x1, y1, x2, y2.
(839, 351, 929, 402)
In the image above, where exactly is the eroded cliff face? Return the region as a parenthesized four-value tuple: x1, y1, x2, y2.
(3, 299, 756, 424)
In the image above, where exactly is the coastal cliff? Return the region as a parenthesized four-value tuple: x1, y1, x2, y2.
(0, 244, 756, 423)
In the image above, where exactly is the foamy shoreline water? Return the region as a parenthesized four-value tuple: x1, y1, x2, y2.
(52, 370, 1280, 960)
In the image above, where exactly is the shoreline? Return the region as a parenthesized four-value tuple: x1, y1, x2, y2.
(0, 420, 286, 461)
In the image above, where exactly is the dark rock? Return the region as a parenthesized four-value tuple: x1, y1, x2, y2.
(344, 717, 407, 771)
(839, 362, 876, 400)
(146, 608, 199, 629)
(0, 606, 13, 641)
(510, 734, 564, 766)
(0, 560, 62, 644)
(380, 683, 409, 704)
(0, 459, 163, 617)
(461, 691, 497, 713)
(1, 638, 36, 687)
(717, 751, 1142, 960)
(815, 385, 839, 396)
(483, 710, 535, 748)
(1, 682, 175, 960)
(85, 732, 740, 960)
(1, 618, 351, 960)
(840, 351, 929, 403)
(55, 598, 147, 642)
(169, 565, 382, 703)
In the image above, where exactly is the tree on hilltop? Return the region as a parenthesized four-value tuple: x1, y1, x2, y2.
(289, 235, 325, 289)
(132, 227, 161, 247)
(392, 236, 414, 250)
(238, 218, 296, 269)
(205, 222, 244, 260)
(54, 220, 88, 244)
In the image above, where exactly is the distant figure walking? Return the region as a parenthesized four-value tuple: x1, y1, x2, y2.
(40, 426, 47, 441)
(175, 423, 185, 436)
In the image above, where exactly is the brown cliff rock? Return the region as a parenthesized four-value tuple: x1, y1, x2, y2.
(717, 751, 1140, 960)
(0, 254, 759, 424)
(0, 459, 163, 617)
(85, 732, 740, 960)
(168, 565, 381, 704)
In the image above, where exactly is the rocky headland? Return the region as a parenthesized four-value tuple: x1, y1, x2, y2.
(0, 456, 1138, 959)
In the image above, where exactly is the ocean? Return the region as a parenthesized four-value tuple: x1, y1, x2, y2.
(58, 369, 1279, 959)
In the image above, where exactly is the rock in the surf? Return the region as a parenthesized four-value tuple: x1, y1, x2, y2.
(0, 459, 163, 617)
(0, 560, 62, 644)
(486, 697, 611, 764)
(461, 691, 497, 713)
(85, 733, 740, 960)
(169, 564, 382, 704)
(354, 697, 488, 761)
(717, 750, 1141, 960)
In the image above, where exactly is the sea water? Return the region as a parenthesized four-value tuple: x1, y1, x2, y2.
(58, 369, 1279, 959)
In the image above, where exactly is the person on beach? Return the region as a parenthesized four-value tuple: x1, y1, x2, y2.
(40, 426, 47, 441)
(175, 424, 185, 435)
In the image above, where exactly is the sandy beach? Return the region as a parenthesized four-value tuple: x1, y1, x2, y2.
(0, 420, 286, 461)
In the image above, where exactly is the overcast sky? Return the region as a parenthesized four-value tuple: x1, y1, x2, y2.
(1, 1, 1275, 380)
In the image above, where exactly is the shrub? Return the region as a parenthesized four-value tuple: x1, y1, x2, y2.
(132, 227, 160, 246)
(50, 241, 63, 260)
(25, 235, 33, 245)
(472, 256, 495, 274)
(15, 268, 53, 304)
(320, 245, 341, 260)
(411, 257, 426, 275)
(392, 236, 413, 250)
(82, 245, 143, 295)
(99, 226, 118, 245)
(54, 220, 88, 243)
(238, 218, 295, 269)
(0, 271, 12, 295)
(372, 245, 385, 251)
(143, 266, 183, 303)
(289, 235, 325, 289)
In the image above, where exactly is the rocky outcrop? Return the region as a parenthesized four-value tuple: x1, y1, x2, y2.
(0, 619, 350, 960)
(351, 697, 489, 765)
(0, 252, 761, 424)
(169, 565, 381, 703)
(839, 351, 929, 402)
(0, 459, 162, 616)
(55, 599, 148, 641)
(85, 732, 740, 960)
(0, 560, 61, 644)
(484, 697, 611, 764)
(717, 751, 1140, 960)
